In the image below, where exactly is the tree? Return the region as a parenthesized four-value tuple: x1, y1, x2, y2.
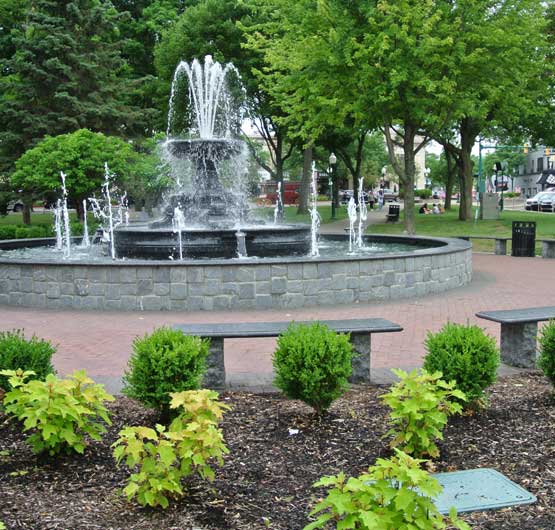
(244, 0, 457, 234)
(0, 0, 132, 178)
(111, 0, 186, 134)
(431, 0, 550, 220)
(11, 130, 137, 220)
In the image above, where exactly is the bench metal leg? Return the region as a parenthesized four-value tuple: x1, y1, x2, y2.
(494, 239, 507, 255)
(500, 323, 538, 368)
(349, 332, 371, 384)
(202, 336, 226, 390)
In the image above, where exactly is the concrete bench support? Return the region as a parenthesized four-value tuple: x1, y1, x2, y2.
(495, 239, 508, 255)
(176, 318, 403, 390)
(476, 306, 555, 369)
(541, 240, 555, 259)
(500, 322, 538, 368)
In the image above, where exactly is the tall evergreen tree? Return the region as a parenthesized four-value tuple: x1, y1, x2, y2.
(0, 0, 130, 176)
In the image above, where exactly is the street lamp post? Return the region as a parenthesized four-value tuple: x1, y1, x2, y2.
(424, 167, 431, 189)
(329, 152, 337, 219)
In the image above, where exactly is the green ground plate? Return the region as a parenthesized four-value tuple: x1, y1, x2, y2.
(433, 468, 536, 514)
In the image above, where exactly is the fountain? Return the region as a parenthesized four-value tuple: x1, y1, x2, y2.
(0, 55, 472, 311)
(113, 55, 311, 260)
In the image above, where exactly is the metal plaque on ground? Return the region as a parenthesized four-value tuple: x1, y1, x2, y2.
(433, 468, 536, 514)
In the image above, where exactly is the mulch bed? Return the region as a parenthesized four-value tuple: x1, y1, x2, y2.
(1, 372, 554, 530)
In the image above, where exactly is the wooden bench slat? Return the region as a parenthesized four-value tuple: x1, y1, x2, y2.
(476, 306, 555, 324)
(176, 318, 403, 338)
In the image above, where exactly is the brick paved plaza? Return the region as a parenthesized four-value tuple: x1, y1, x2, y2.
(0, 253, 552, 392)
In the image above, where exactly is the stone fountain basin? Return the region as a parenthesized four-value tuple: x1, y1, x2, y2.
(113, 223, 312, 260)
(0, 234, 472, 311)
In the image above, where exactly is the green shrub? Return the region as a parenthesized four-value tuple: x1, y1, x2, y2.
(0, 330, 56, 391)
(14, 226, 48, 239)
(113, 389, 230, 508)
(305, 449, 470, 530)
(1, 369, 114, 455)
(380, 369, 465, 458)
(415, 188, 432, 199)
(0, 226, 17, 240)
(273, 322, 353, 415)
(122, 327, 208, 418)
(538, 320, 555, 386)
(424, 322, 499, 406)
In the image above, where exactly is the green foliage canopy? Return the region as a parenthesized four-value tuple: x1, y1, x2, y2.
(11, 129, 136, 204)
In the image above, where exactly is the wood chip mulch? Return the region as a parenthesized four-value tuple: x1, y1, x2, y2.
(1, 372, 554, 530)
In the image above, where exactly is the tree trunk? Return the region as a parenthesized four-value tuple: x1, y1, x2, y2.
(75, 198, 85, 222)
(402, 127, 417, 235)
(297, 145, 312, 214)
(22, 195, 33, 225)
(458, 117, 479, 220)
(444, 148, 456, 210)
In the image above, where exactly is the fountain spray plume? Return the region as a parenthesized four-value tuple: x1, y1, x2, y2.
(53, 199, 63, 251)
(310, 162, 321, 257)
(88, 164, 117, 259)
(167, 55, 242, 140)
(274, 181, 283, 225)
(80, 199, 90, 248)
(347, 196, 357, 253)
(357, 177, 368, 248)
(59, 171, 71, 258)
(172, 206, 186, 260)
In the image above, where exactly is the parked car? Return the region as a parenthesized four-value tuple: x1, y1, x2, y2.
(339, 189, 369, 205)
(381, 188, 399, 202)
(539, 192, 555, 212)
(525, 191, 551, 211)
(6, 200, 24, 212)
(264, 182, 299, 205)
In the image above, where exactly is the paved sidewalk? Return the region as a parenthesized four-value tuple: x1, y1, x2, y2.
(1, 253, 552, 393)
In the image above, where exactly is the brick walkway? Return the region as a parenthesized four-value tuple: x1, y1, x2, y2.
(1, 253, 552, 392)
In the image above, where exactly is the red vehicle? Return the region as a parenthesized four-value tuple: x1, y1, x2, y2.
(264, 181, 300, 205)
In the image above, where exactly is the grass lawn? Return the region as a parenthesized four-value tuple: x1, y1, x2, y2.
(0, 211, 92, 226)
(256, 204, 350, 224)
(370, 206, 555, 253)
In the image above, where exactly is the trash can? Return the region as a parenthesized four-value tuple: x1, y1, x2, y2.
(511, 221, 536, 257)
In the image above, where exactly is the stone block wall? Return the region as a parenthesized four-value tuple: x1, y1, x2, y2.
(0, 245, 472, 311)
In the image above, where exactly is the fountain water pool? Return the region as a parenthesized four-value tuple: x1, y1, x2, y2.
(0, 233, 471, 311)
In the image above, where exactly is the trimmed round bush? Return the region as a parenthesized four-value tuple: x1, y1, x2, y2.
(122, 327, 208, 417)
(0, 329, 56, 390)
(423, 322, 499, 405)
(273, 322, 353, 415)
(538, 320, 555, 387)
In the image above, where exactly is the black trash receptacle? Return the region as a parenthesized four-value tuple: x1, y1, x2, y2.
(512, 221, 536, 257)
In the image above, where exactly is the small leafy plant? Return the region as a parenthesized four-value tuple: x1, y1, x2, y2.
(122, 327, 209, 419)
(305, 449, 470, 530)
(424, 322, 499, 406)
(113, 389, 230, 508)
(380, 369, 466, 458)
(273, 322, 353, 415)
(538, 320, 555, 387)
(0, 329, 56, 391)
(1, 369, 114, 455)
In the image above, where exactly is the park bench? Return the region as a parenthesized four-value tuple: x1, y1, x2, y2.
(386, 204, 400, 223)
(476, 306, 555, 368)
(175, 318, 403, 390)
(458, 235, 511, 255)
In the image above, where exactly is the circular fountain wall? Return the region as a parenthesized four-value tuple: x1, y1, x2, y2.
(0, 235, 471, 311)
